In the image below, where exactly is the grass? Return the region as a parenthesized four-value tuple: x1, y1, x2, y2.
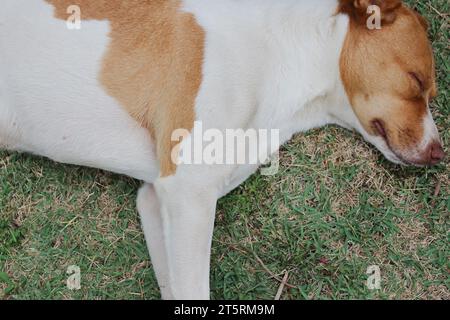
(0, 0, 449, 300)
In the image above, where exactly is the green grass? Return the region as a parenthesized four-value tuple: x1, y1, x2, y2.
(1, 0, 449, 300)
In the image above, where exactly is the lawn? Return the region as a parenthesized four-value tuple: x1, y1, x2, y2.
(0, 0, 448, 300)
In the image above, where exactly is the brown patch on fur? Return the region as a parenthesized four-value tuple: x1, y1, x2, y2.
(338, 0, 402, 25)
(46, 0, 205, 177)
(339, 1, 437, 154)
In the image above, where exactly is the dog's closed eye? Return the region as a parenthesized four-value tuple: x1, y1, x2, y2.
(409, 72, 425, 92)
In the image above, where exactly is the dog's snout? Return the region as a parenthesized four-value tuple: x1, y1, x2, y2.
(427, 142, 445, 165)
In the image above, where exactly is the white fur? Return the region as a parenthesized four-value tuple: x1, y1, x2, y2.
(0, 0, 442, 299)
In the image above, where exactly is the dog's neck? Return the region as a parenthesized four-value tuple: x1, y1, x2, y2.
(185, 0, 353, 136)
(256, 0, 352, 127)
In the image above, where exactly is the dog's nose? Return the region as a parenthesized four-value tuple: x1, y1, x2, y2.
(428, 142, 445, 165)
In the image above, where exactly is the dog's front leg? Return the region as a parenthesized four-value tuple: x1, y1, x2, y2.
(137, 184, 174, 300)
(154, 175, 218, 300)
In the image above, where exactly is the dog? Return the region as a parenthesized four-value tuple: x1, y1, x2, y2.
(0, 0, 445, 299)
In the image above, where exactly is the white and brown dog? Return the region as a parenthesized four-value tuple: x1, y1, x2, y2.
(0, 0, 445, 299)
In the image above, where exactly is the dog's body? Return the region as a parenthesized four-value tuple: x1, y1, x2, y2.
(0, 0, 445, 299)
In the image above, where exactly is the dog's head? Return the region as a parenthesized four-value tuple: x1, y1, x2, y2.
(338, 0, 445, 166)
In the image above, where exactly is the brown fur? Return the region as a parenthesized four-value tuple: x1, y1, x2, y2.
(338, 1, 437, 154)
(339, 0, 402, 25)
(46, 0, 205, 177)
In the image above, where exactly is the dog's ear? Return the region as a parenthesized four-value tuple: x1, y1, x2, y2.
(338, 0, 402, 26)
(412, 8, 429, 31)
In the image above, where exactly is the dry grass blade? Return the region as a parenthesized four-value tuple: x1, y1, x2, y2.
(253, 253, 297, 289)
(275, 271, 289, 300)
